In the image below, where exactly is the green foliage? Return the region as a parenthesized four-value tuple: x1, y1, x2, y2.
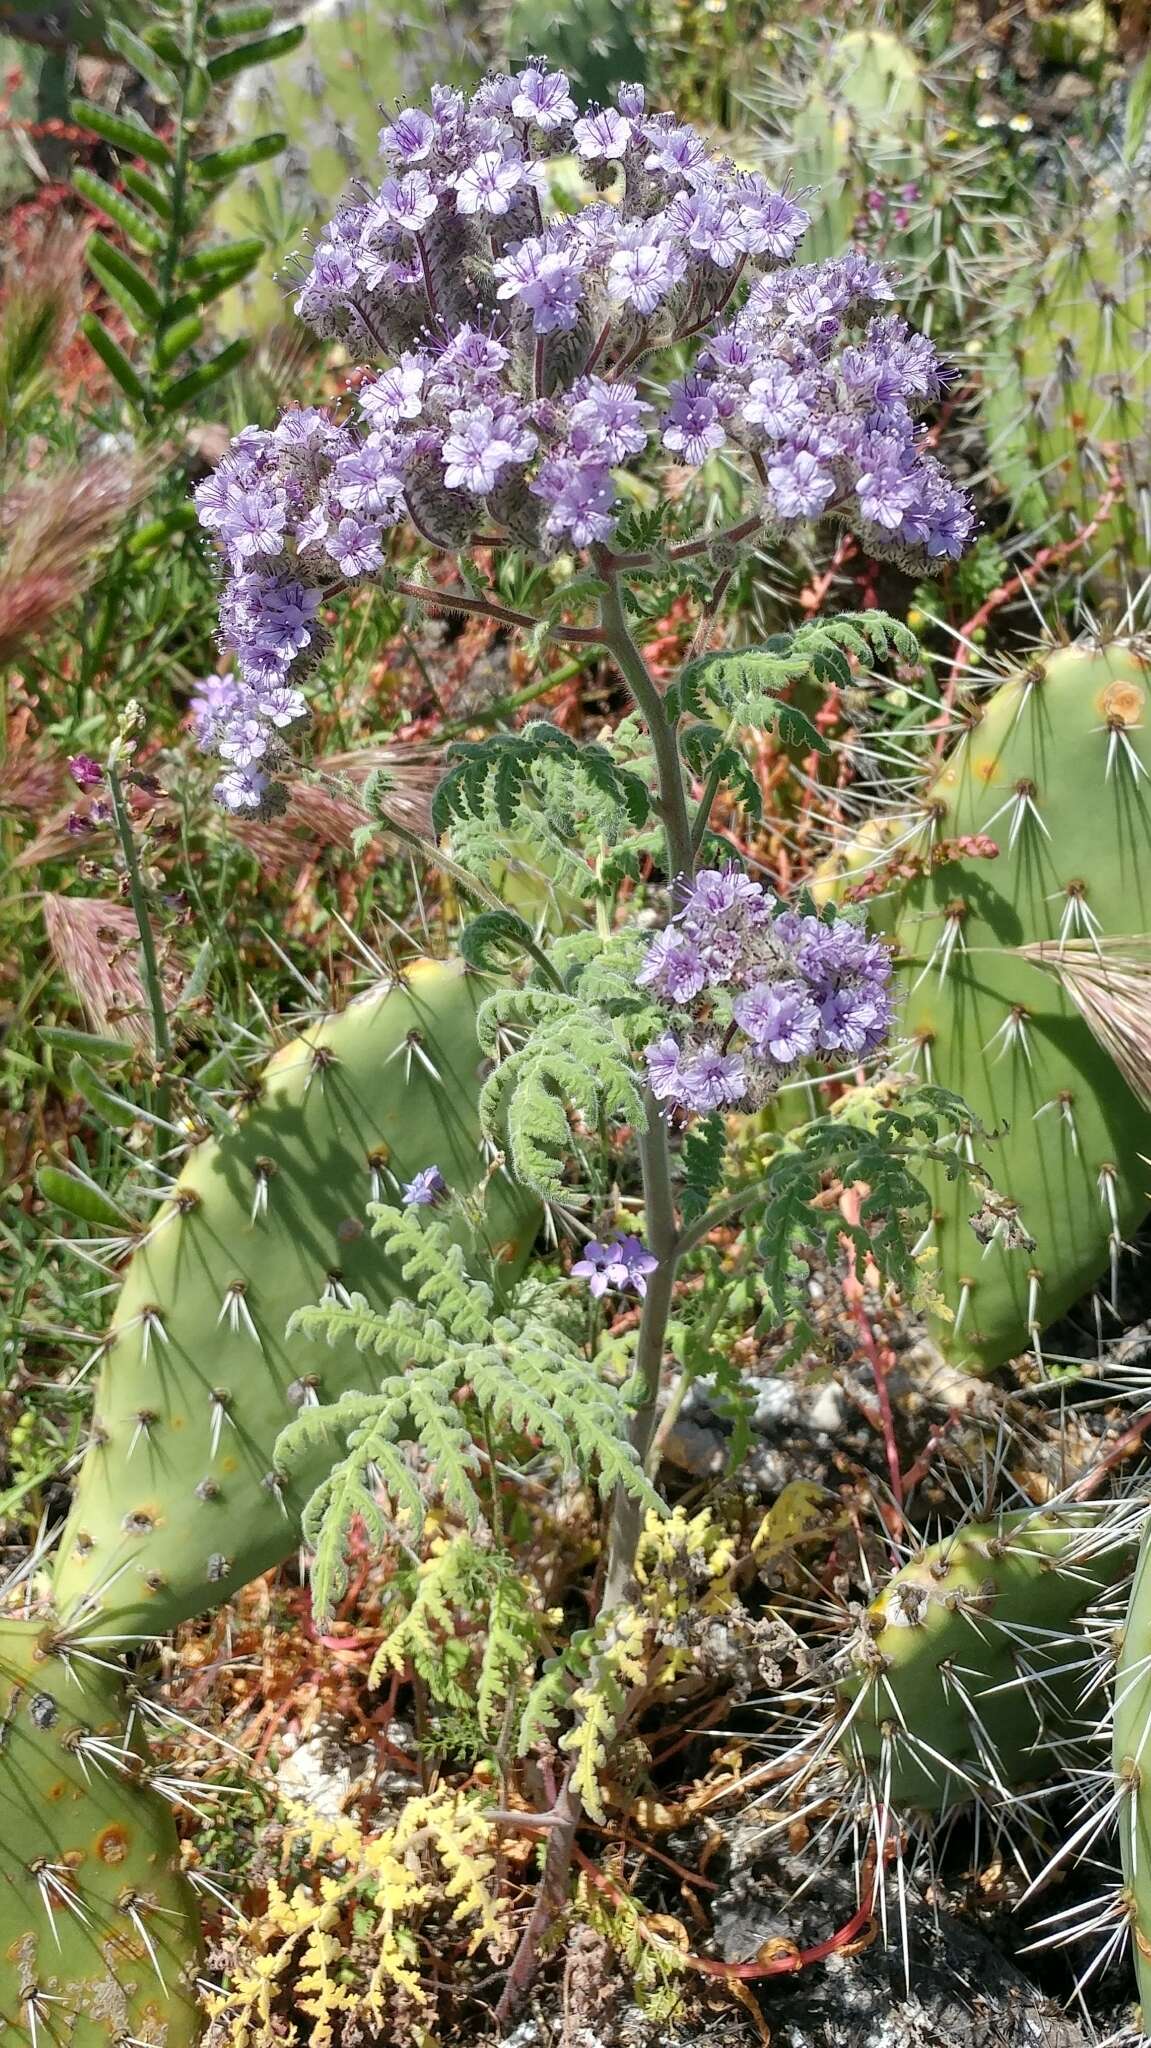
(501, 0, 650, 106)
(674, 611, 917, 738)
(434, 721, 652, 838)
(50, 959, 540, 1639)
(370, 1530, 543, 1743)
(475, 984, 648, 1198)
(0, 1616, 202, 2046)
(838, 1509, 1131, 1808)
(280, 1203, 659, 1621)
(749, 22, 1017, 339)
(69, 0, 296, 418)
(679, 1111, 727, 1225)
(748, 1082, 972, 1326)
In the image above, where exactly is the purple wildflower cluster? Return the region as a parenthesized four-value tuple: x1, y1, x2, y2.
(194, 66, 972, 810)
(572, 1232, 659, 1299)
(639, 864, 893, 1117)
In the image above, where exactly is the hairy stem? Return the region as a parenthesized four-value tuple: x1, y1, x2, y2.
(597, 569, 694, 885)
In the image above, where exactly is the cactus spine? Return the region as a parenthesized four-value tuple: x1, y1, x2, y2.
(0, 1616, 203, 2046)
(750, 25, 1008, 337)
(837, 1510, 1129, 1809)
(1113, 1522, 1151, 2025)
(877, 641, 1151, 1373)
(982, 184, 1151, 584)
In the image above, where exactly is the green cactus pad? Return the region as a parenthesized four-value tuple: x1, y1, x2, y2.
(838, 1511, 1128, 1809)
(1113, 1521, 1151, 2024)
(888, 641, 1151, 1372)
(209, 0, 478, 336)
(781, 29, 925, 268)
(0, 1616, 202, 2045)
(501, 0, 649, 107)
(982, 185, 1151, 584)
(50, 960, 539, 1640)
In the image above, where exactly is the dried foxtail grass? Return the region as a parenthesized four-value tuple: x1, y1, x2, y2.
(1019, 936, 1151, 1111)
(41, 895, 177, 1052)
(0, 455, 151, 664)
(228, 744, 442, 873)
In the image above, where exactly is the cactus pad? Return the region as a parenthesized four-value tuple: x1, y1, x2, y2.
(837, 1510, 1128, 1809)
(887, 641, 1151, 1372)
(0, 1616, 202, 2046)
(982, 186, 1151, 584)
(50, 960, 539, 1640)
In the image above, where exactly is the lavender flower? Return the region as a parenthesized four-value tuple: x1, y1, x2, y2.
(638, 862, 893, 1117)
(68, 754, 104, 790)
(572, 1232, 658, 1298)
(402, 1164, 448, 1206)
(196, 70, 971, 810)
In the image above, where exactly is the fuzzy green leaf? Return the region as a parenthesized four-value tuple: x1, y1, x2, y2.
(69, 99, 171, 169)
(78, 314, 149, 405)
(104, 19, 178, 98)
(158, 339, 248, 411)
(72, 169, 165, 252)
(193, 133, 287, 182)
(206, 1, 276, 34)
(36, 1163, 132, 1230)
(85, 232, 164, 328)
(119, 163, 174, 221)
(205, 23, 305, 81)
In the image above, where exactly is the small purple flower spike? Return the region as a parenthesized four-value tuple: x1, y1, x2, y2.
(68, 754, 104, 790)
(402, 1164, 448, 1207)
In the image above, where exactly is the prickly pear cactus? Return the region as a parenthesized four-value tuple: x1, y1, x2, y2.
(209, 0, 479, 336)
(500, 0, 650, 106)
(1113, 1520, 1151, 2025)
(887, 641, 1151, 1372)
(51, 959, 539, 1639)
(750, 26, 1008, 335)
(0, 1616, 202, 2045)
(778, 29, 925, 266)
(838, 1510, 1128, 1808)
(982, 185, 1151, 583)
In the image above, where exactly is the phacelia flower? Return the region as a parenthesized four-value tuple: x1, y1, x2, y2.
(196, 70, 971, 811)
(402, 1164, 448, 1206)
(572, 1232, 658, 1298)
(638, 862, 893, 1117)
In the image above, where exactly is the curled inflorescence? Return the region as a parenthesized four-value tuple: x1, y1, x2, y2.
(193, 66, 972, 810)
(640, 864, 894, 1116)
